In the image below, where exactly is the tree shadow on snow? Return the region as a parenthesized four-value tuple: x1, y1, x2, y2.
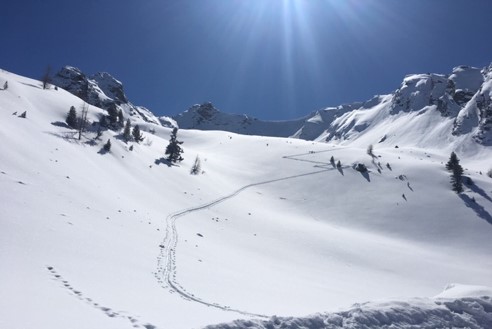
(155, 157, 175, 167)
(20, 82, 42, 89)
(459, 194, 492, 225)
(51, 121, 71, 129)
(337, 166, 344, 176)
(465, 179, 492, 203)
(360, 171, 371, 182)
(97, 148, 109, 155)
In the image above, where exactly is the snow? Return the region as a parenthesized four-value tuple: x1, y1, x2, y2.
(1, 68, 492, 329)
(450, 65, 484, 93)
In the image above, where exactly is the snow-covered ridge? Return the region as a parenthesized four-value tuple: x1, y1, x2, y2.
(51, 64, 492, 148)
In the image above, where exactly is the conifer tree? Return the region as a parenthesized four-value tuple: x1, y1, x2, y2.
(132, 124, 144, 143)
(336, 160, 341, 168)
(446, 152, 459, 171)
(330, 156, 335, 165)
(66, 106, 77, 128)
(3, 81, 7, 90)
(446, 152, 464, 193)
(123, 119, 131, 142)
(451, 163, 464, 193)
(107, 104, 118, 126)
(165, 128, 184, 163)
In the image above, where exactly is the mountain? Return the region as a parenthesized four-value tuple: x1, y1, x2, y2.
(1, 67, 492, 329)
(52, 64, 492, 149)
(175, 65, 492, 148)
(52, 66, 176, 127)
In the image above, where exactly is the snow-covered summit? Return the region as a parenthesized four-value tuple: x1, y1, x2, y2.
(173, 102, 308, 137)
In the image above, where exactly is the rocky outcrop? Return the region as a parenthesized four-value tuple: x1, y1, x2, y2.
(52, 66, 160, 126)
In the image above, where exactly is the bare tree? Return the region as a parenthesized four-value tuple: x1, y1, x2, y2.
(190, 155, 201, 175)
(78, 102, 89, 140)
(42, 66, 52, 90)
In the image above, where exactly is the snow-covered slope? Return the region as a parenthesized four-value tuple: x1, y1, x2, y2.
(1, 68, 492, 329)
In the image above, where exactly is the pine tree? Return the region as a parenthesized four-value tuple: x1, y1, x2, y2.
(123, 119, 131, 142)
(66, 106, 77, 128)
(190, 155, 201, 175)
(103, 139, 111, 152)
(117, 109, 124, 127)
(165, 128, 184, 163)
(451, 164, 464, 193)
(3, 81, 8, 90)
(107, 104, 118, 126)
(447, 152, 464, 193)
(132, 124, 144, 143)
(446, 152, 459, 171)
(336, 160, 341, 168)
(330, 156, 335, 165)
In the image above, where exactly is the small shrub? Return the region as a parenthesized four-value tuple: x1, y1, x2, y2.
(103, 139, 111, 152)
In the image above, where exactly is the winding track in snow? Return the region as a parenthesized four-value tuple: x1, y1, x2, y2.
(155, 149, 341, 318)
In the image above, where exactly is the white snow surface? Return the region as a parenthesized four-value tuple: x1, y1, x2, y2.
(1, 68, 492, 329)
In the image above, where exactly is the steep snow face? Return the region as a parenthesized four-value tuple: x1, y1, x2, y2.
(291, 104, 358, 140)
(453, 65, 492, 145)
(449, 65, 484, 105)
(52, 66, 161, 125)
(91, 72, 128, 104)
(390, 73, 460, 117)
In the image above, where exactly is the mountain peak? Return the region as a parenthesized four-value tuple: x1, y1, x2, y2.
(52, 66, 160, 125)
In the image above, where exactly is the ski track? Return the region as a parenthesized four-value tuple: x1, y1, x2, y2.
(155, 149, 342, 318)
(44, 149, 342, 326)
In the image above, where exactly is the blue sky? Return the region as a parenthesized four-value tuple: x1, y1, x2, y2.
(2, 0, 492, 120)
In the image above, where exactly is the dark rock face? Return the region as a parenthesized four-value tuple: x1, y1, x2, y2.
(52, 66, 90, 101)
(52, 66, 161, 126)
